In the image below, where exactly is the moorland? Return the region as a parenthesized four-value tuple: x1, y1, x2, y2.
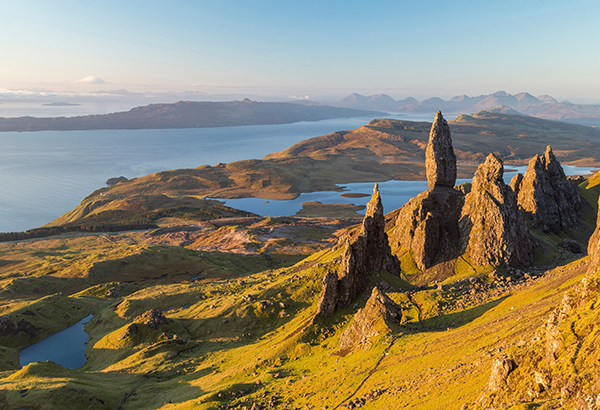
(1, 110, 600, 410)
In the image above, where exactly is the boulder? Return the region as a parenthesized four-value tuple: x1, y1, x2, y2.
(514, 146, 583, 233)
(317, 184, 400, 316)
(486, 355, 516, 391)
(460, 154, 535, 268)
(339, 287, 402, 352)
(426, 111, 457, 189)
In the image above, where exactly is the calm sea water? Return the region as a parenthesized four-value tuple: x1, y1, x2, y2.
(2, 115, 434, 232)
(5, 112, 591, 232)
(19, 314, 93, 369)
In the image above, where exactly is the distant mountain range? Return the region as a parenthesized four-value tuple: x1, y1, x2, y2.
(331, 91, 600, 127)
(0, 99, 383, 132)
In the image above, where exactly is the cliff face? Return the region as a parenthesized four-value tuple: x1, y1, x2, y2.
(459, 154, 535, 268)
(317, 184, 400, 317)
(393, 186, 463, 271)
(514, 145, 583, 233)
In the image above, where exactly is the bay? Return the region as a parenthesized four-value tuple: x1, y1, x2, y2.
(1, 115, 421, 232)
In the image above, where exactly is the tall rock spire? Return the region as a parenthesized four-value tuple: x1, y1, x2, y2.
(316, 183, 400, 317)
(392, 111, 462, 273)
(425, 111, 457, 189)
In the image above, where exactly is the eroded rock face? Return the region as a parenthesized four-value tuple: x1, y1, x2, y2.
(392, 186, 463, 271)
(515, 146, 583, 233)
(426, 111, 457, 189)
(588, 196, 600, 271)
(486, 355, 516, 391)
(392, 112, 462, 272)
(339, 287, 402, 352)
(460, 154, 535, 268)
(317, 184, 400, 316)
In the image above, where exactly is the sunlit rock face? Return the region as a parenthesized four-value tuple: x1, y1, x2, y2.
(514, 145, 583, 233)
(317, 184, 400, 317)
(338, 287, 402, 352)
(392, 111, 463, 272)
(459, 153, 535, 268)
(425, 111, 457, 189)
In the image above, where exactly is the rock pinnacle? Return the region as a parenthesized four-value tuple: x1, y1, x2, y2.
(425, 111, 457, 189)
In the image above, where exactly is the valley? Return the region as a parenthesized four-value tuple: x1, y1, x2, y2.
(1, 111, 600, 409)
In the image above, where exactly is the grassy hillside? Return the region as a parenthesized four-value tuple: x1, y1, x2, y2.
(3, 113, 600, 409)
(0, 210, 594, 409)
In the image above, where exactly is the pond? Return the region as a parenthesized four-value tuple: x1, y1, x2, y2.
(19, 314, 93, 369)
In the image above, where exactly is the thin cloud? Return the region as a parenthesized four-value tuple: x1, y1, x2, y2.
(75, 76, 106, 85)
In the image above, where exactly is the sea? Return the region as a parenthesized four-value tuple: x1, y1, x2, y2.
(0, 110, 595, 233)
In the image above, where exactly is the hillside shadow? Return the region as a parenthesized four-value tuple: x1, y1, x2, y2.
(404, 296, 508, 333)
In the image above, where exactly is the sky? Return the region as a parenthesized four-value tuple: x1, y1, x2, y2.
(1, 0, 599, 104)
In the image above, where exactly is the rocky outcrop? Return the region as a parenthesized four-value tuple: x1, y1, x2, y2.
(339, 287, 402, 352)
(486, 355, 517, 391)
(514, 146, 583, 233)
(0, 316, 37, 338)
(588, 196, 600, 271)
(134, 309, 172, 329)
(426, 111, 457, 189)
(509, 173, 523, 197)
(392, 111, 463, 272)
(460, 154, 535, 268)
(392, 186, 463, 271)
(317, 184, 400, 316)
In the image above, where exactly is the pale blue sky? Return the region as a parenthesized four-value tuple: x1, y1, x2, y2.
(1, 0, 599, 101)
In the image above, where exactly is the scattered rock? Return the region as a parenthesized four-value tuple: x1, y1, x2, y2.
(460, 153, 535, 268)
(338, 287, 402, 352)
(105, 287, 122, 298)
(134, 309, 172, 329)
(317, 184, 400, 316)
(567, 174, 586, 185)
(455, 182, 471, 195)
(426, 111, 457, 189)
(486, 354, 516, 391)
(515, 146, 583, 233)
(545, 292, 575, 363)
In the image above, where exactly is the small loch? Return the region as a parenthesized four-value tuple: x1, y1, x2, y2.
(19, 314, 93, 369)
(216, 165, 597, 218)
